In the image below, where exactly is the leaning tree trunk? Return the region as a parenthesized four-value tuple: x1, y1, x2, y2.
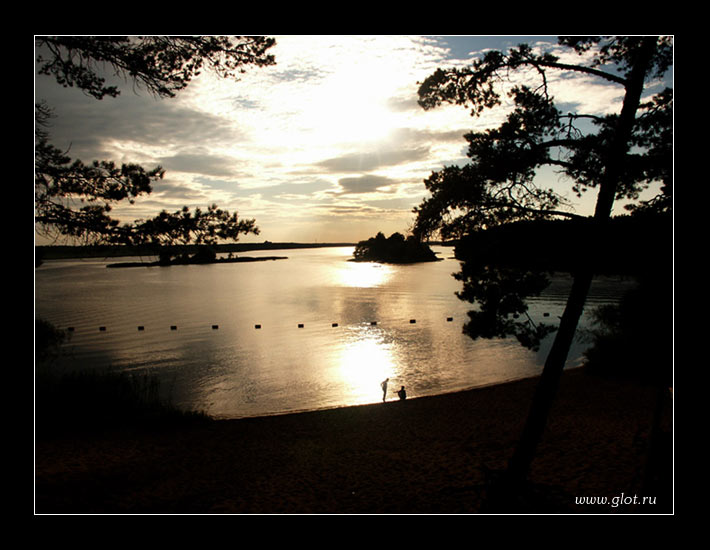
(485, 38, 660, 510)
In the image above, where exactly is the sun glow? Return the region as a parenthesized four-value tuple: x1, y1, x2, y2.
(336, 261, 393, 288)
(337, 331, 397, 402)
(268, 36, 413, 148)
(330, 103, 393, 144)
(302, 77, 400, 145)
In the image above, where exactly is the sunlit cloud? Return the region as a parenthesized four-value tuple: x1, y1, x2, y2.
(317, 147, 432, 173)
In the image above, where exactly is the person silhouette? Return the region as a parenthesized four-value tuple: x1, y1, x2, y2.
(397, 386, 407, 401)
(381, 378, 389, 402)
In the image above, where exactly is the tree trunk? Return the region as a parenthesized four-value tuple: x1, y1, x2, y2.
(505, 268, 595, 482)
(484, 38, 660, 510)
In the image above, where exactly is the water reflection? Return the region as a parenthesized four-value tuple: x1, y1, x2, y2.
(337, 326, 397, 404)
(35, 247, 635, 419)
(335, 260, 393, 288)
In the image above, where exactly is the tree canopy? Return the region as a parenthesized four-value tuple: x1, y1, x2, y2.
(413, 36, 672, 241)
(35, 36, 275, 247)
(36, 36, 276, 100)
(412, 36, 673, 497)
(413, 36, 672, 349)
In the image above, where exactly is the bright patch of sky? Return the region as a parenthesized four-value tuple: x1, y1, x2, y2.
(35, 35, 669, 244)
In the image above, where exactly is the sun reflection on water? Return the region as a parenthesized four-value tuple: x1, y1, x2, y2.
(336, 327, 398, 403)
(335, 261, 393, 288)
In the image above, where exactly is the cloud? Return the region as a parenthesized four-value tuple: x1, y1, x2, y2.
(227, 179, 336, 202)
(385, 95, 420, 113)
(317, 147, 431, 173)
(150, 179, 207, 202)
(35, 75, 245, 163)
(335, 175, 397, 195)
(159, 150, 242, 177)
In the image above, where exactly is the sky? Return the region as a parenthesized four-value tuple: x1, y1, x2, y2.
(34, 35, 671, 245)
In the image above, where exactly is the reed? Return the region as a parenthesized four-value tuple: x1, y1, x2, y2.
(35, 367, 209, 437)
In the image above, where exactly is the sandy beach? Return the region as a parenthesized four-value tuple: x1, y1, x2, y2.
(34, 369, 672, 514)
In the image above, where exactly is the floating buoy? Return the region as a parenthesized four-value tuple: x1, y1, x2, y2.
(71, 315, 485, 335)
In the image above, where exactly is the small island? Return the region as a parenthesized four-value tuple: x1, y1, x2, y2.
(352, 232, 440, 264)
(106, 246, 287, 268)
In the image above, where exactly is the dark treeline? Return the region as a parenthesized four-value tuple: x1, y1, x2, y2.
(35, 242, 355, 263)
(452, 213, 672, 277)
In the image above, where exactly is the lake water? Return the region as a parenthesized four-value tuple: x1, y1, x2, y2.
(34, 246, 635, 419)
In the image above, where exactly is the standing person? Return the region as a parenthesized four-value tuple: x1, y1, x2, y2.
(397, 386, 407, 401)
(381, 378, 389, 402)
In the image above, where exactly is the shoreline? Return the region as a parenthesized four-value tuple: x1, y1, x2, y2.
(36, 242, 356, 261)
(35, 369, 673, 514)
(347, 256, 444, 265)
(106, 256, 288, 268)
(214, 371, 555, 422)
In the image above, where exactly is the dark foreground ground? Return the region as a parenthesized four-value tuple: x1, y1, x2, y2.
(34, 369, 672, 514)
